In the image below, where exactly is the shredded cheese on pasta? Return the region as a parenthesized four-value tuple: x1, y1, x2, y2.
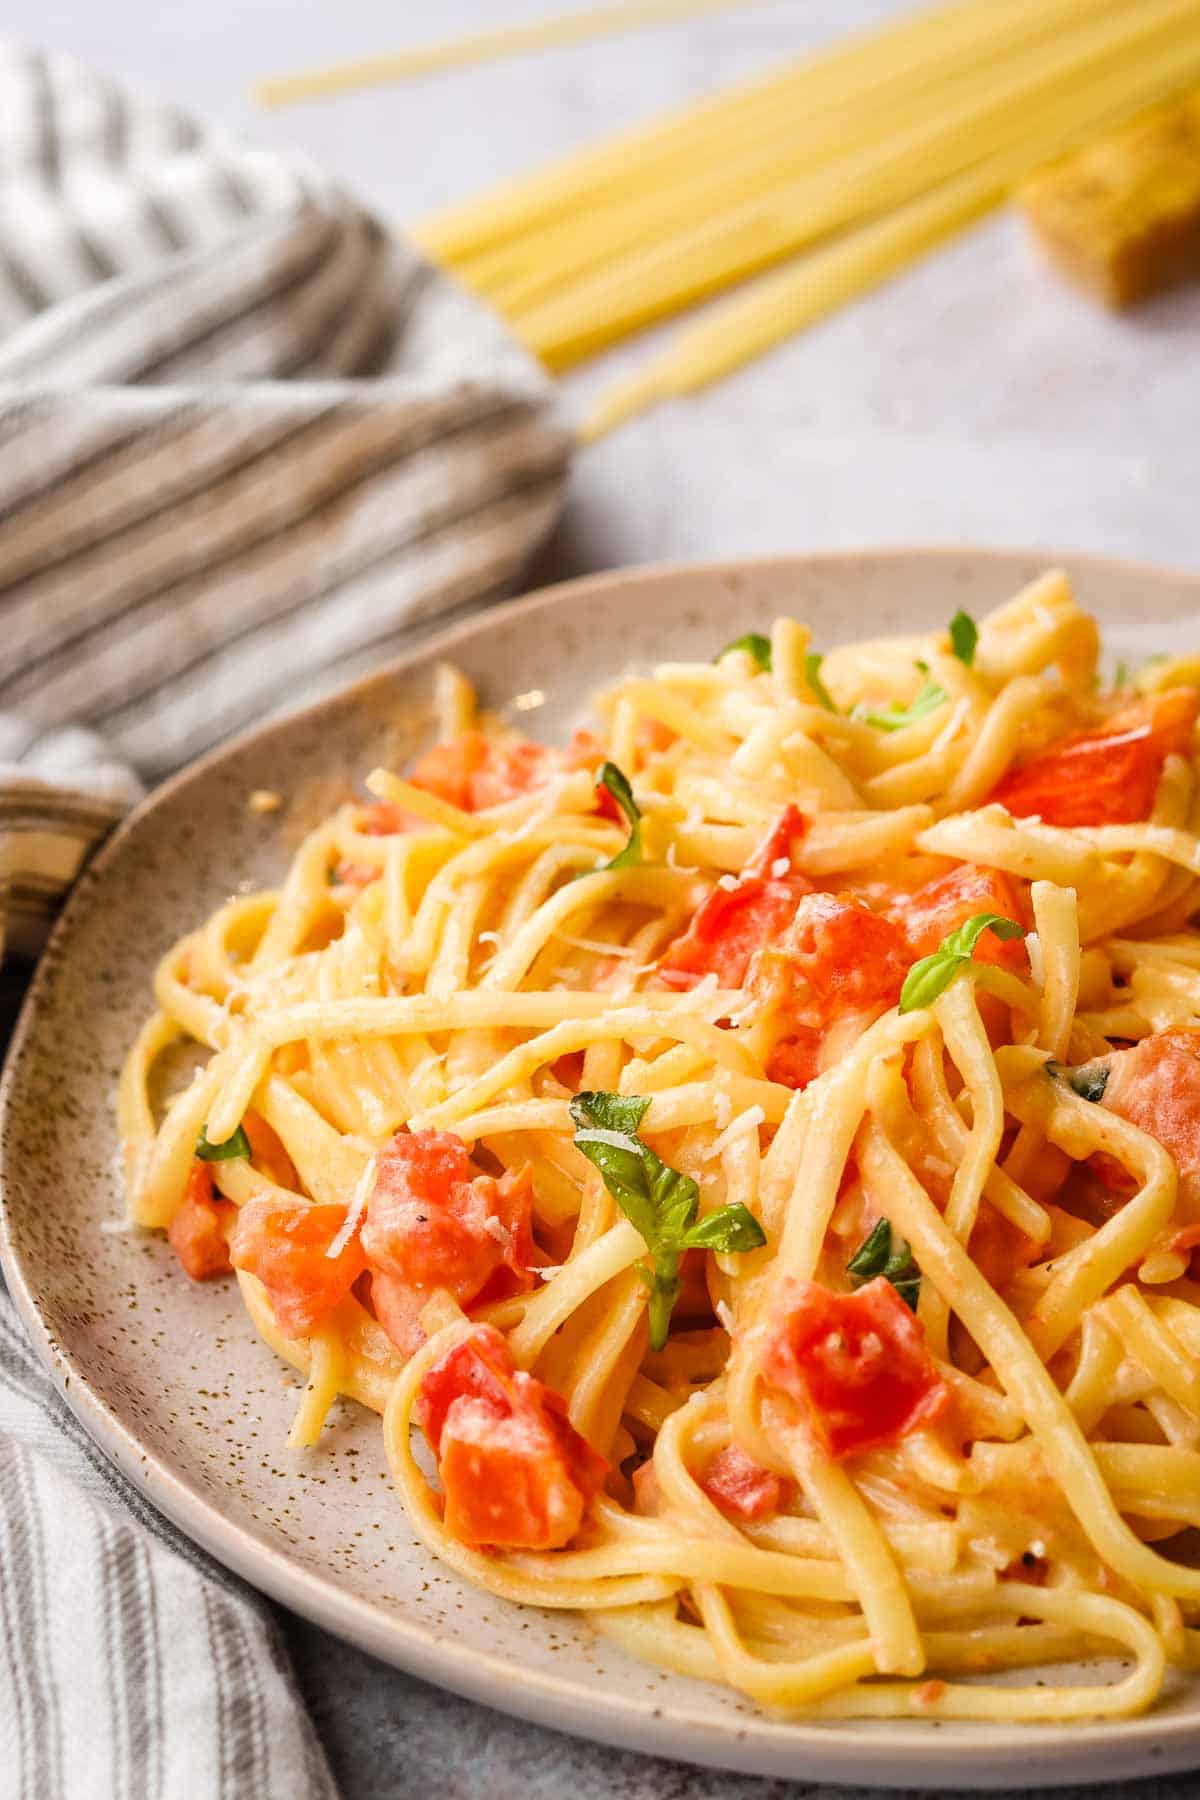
(120, 570, 1200, 1720)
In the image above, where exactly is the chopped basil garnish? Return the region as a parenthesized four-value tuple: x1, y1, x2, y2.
(1113, 659, 1131, 690)
(805, 651, 836, 712)
(898, 912, 1026, 1015)
(860, 665, 949, 732)
(719, 632, 772, 671)
(597, 761, 642, 870)
(949, 609, 978, 667)
(569, 1090, 766, 1350)
(196, 1122, 251, 1162)
(1046, 1058, 1110, 1103)
(847, 1217, 920, 1311)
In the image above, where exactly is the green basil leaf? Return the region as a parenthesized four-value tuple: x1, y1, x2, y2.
(889, 1273, 922, 1312)
(569, 1090, 650, 1137)
(949, 610, 978, 667)
(848, 1218, 920, 1311)
(898, 911, 1026, 1015)
(861, 677, 949, 733)
(845, 1216, 891, 1283)
(1070, 1064, 1111, 1103)
(597, 761, 643, 870)
(195, 1122, 251, 1162)
(897, 949, 960, 1015)
(645, 1268, 682, 1353)
(570, 1088, 698, 1266)
(1114, 659, 1131, 689)
(1046, 1059, 1110, 1103)
(571, 1089, 763, 1350)
(805, 651, 836, 712)
(719, 632, 772, 671)
(681, 1203, 767, 1254)
(941, 911, 1026, 960)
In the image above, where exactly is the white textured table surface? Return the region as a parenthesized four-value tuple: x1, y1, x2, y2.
(8, 1, 1200, 1793)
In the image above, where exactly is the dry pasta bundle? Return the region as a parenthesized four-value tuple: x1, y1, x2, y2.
(410, 0, 1200, 433)
(120, 571, 1200, 1720)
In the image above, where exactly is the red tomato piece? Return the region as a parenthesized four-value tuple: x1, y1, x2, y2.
(168, 1161, 235, 1281)
(886, 863, 1027, 971)
(744, 804, 811, 878)
(359, 800, 423, 836)
(989, 689, 1199, 828)
(700, 1444, 791, 1520)
(761, 1276, 949, 1459)
(782, 892, 910, 1015)
(361, 1130, 536, 1354)
(466, 739, 559, 810)
(407, 731, 563, 812)
(764, 1024, 823, 1091)
(658, 806, 813, 989)
(406, 732, 490, 809)
(229, 1198, 367, 1338)
(417, 1324, 607, 1550)
(1100, 1032, 1200, 1200)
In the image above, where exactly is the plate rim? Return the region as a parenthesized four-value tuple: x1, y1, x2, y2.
(5, 544, 1200, 1789)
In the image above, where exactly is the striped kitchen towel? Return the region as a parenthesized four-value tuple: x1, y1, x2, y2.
(0, 34, 571, 961)
(0, 36, 572, 1799)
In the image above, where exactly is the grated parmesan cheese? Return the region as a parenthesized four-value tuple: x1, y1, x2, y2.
(706, 1103, 767, 1160)
(717, 873, 740, 892)
(553, 931, 640, 957)
(482, 1215, 513, 1248)
(325, 1153, 378, 1260)
(770, 856, 790, 878)
(931, 695, 970, 755)
(715, 1299, 737, 1336)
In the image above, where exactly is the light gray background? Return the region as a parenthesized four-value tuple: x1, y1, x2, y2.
(7, 1, 1200, 1793)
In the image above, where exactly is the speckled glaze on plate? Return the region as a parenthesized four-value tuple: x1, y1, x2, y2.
(4, 549, 1200, 1790)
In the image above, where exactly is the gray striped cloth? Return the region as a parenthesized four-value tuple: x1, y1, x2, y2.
(0, 36, 573, 1798)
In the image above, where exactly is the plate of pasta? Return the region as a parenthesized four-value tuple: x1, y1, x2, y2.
(5, 548, 1200, 1788)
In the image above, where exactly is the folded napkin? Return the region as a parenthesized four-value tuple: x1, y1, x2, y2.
(0, 34, 571, 955)
(0, 36, 572, 1798)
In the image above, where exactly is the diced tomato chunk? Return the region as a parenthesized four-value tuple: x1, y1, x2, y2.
(782, 892, 910, 1015)
(359, 800, 423, 836)
(744, 805, 811, 879)
(1100, 1032, 1200, 1200)
(659, 807, 812, 990)
(761, 1276, 949, 1459)
(407, 730, 562, 812)
(989, 689, 1199, 827)
(764, 1024, 823, 1090)
(406, 732, 490, 809)
(700, 1444, 791, 1520)
(229, 1198, 367, 1338)
(417, 1324, 607, 1550)
(360, 1130, 535, 1355)
(168, 1161, 235, 1281)
(886, 863, 1027, 971)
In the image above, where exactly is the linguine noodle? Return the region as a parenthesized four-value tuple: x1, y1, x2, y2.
(119, 570, 1200, 1720)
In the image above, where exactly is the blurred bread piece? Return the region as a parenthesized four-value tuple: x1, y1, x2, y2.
(1019, 89, 1200, 306)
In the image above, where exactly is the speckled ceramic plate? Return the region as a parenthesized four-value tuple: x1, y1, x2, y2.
(4, 550, 1200, 1790)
